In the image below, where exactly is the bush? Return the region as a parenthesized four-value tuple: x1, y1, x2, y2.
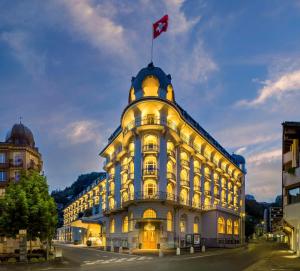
(30, 258, 39, 263)
(7, 257, 17, 263)
(86, 240, 92, 247)
(38, 257, 46, 262)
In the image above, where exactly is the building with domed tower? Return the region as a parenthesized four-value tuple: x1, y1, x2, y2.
(0, 122, 43, 196)
(62, 63, 246, 250)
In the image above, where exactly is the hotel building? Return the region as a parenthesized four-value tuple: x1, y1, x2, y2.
(63, 63, 246, 249)
(0, 122, 42, 196)
(282, 122, 300, 256)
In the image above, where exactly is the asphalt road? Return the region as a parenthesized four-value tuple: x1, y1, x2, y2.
(1, 241, 299, 271)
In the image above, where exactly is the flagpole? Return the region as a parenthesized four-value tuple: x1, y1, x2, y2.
(151, 36, 154, 63)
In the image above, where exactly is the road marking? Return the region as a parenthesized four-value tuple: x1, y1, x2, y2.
(115, 258, 128, 262)
(172, 253, 219, 261)
(127, 257, 138, 261)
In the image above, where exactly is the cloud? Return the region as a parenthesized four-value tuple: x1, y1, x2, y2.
(235, 146, 247, 155)
(61, 0, 133, 59)
(164, 0, 201, 34)
(0, 31, 45, 79)
(247, 148, 281, 166)
(237, 69, 300, 106)
(59, 120, 103, 145)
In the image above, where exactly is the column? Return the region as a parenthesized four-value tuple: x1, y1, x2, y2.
(115, 163, 121, 207)
(189, 156, 194, 205)
(159, 134, 167, 195)
(134, 135, 142, 198)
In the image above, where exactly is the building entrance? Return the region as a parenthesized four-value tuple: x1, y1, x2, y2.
(142, 223, 156, 249)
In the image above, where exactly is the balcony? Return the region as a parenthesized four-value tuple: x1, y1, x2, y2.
(194, 167, 201, 175)
(123, 116, 179, 135)
(194, 185, 201, 192)
(181, 159, 189, 167)
(142, 144, 159, 153)
(121, 183, 128, 190)
(204, 190, 212, 196)
(143, 168, 159, 177)
(167, 149, 175, 158)
(192, 200, 201, 209)
(179, 197, 189, 206)
(167, 171, 176, 181)
(180, 180, 190, 187)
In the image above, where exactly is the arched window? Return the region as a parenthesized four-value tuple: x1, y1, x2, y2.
(143, 209, 157, 219)
(180, 169, 188, 181)
(194, 175, 200, 189)
(204, 181, 210, 192)
(167, 141, 175, 156)
(221, 190, 226, 202)
(109, 182, 115, 192)
(128, 183, 134, 200)
(142, 75, 159, 97)
(180, 214, 187, 233)
(204, 167, 211, 178)
(180, 189, 188, 205)
(194, 217, 199, 234)
(129, 161, 134, 175)
(180, 152, 189, 162)
(109, 198, 115, 209)
(144, 155, 157, 173)
(143, 180, 157, 198)
(227, 219, 233, 234)
(122, 192, 128, 203)
(218, 217, 225, 234)
(234, 220, 239, 235)
(167, 211, 172, 232)
(167, 160, 174, 173)
(193, 194, 200, 207)
(123, 216, 129, 233)
(166, 84, 174, 101)
(214, 186, 219, 196)
(129, 212, 133, 231)
(204, 197, 210, 208)
(166, 183, 174, 199)
(143, 134, 158, 150)
(228, 193, 233, 205)
(110, 218, 115, 233)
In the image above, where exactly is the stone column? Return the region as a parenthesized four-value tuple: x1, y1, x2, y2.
(159, 134, 167, 195)
(189, 156, 194, 205)
(134, 134, 142, 198)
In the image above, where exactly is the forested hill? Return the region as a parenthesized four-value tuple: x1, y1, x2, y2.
(51, 172, 105, 227)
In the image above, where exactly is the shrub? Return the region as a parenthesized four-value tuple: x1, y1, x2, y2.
(38, 257, 46, 262)
(30, 258, 39, 263)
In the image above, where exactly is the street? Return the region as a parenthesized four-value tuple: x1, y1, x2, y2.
(1, 240, 300, 271)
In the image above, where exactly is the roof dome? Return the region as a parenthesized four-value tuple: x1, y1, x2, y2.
(5, 123, 35, 148)
(128, 62, 175, 103)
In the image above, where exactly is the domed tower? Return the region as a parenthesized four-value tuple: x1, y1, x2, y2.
(100, 63, 246, 250)
(0, 121, 42, 190)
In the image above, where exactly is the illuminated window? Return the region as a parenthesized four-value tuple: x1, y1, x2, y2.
(180, 169, 188, 181)
(221, 190, 226, 202)
(110, 218, 115, 233)
(214, 186, 219, 196)
(180, 215, 187, 233)
(193, 217, 199, 233)
(167, 211, 172, 231)
(122, 192, 128, 203)
(143, 180, 157, 197)
(204, 197, 210, 207)
(109, 198, 115, 209)
(167, 141, 175, 156)
(180, 189, 188, 205)
(129, 212, 133, 231)
(123, 216, 129, 233)
(218, 217, 225, 234)
(167, 160, 174, 174)
(227, 219, 233, 234)
(144, 134, 158, 149)
(166, 183, 174, 199)
(129, 87, 136, 102)
(234, 220, 239, 235)
(166, 84, 174, 101)
(193, 194, 200, 207)
(180, 152, 189, 162)
(128, 183, 134, 200)
(143, 209, 157, 219)
(194, 175, 200, 189)
(144, 156, 157, 173)
(142, 75, 159, 96)
(109, 182, 115, 192)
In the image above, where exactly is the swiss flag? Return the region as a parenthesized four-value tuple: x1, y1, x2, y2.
(153, 15, 168, 39)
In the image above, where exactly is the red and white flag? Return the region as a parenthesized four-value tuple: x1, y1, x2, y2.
(153, 15, 168, 39)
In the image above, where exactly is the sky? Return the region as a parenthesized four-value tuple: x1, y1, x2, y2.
(1, 0, 300, 202)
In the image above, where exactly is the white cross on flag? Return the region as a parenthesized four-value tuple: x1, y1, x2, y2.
(153, 15, 168, 39)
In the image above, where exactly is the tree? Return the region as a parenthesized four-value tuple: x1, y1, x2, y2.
(0, 171, 58, 258)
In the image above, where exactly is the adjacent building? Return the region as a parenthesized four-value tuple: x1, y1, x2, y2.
(62, 63, 246, 249)
(0, 122, 42, 196)
(282, 122, 300, 256)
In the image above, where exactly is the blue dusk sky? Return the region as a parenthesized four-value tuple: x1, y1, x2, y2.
(1, 0, 300, 202)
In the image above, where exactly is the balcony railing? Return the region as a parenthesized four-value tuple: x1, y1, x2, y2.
(180, 180, 190, 187)
(167, 149, 175, 157)
(167, 171, 176, 180)
(142, 144, 159, 153)
(194, 185, 201, 191)
(192, 200, 201, 209)
(143, 168, 159, 177)
(181, 159, 189, 167)
(204, 190, 212, 196)
(123, 116, 179, 135)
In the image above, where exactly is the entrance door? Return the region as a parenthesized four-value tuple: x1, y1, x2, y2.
(143, 223, 156, 249)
